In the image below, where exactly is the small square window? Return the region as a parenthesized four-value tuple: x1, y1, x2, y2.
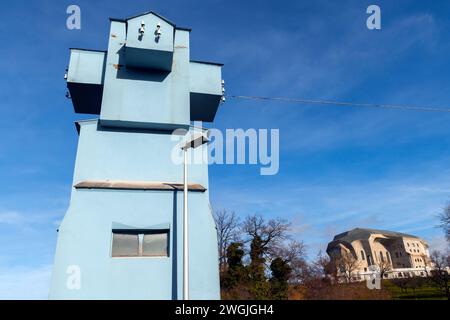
(112, 233, 139, 257)
(143, 231, 169, 257)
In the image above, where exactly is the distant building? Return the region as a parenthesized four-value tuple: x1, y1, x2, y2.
(326, 228, 432, 281)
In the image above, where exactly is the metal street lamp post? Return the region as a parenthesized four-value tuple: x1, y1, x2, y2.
(181, 130, 209, 300)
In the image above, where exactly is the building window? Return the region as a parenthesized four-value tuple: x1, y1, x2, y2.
(361, 250, 365, 261)
(112, 229, 169, 257)
(112, 233, 139, 257)
(142, 232, 169, 256)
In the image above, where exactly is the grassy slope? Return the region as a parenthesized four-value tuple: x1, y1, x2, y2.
(383, 280, 447, 300)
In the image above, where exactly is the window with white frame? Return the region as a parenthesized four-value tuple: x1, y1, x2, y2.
(112, 229, 169, 257)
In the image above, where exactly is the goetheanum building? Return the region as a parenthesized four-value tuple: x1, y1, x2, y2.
(327, 228, 432, 281)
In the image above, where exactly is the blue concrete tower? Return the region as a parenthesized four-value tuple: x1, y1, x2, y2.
(49, 11, 223, 299)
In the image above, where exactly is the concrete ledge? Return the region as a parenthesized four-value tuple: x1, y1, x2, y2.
(74, 180, 206, 192)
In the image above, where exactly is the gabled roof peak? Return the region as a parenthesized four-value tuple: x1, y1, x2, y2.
(126, 11, 175, 26)
(109, 11, 191, 31)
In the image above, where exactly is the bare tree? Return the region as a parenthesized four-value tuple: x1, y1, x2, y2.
(429, 250, 450, 299)
(242, 214, 291, 257)
(311, 250, 337, 281)
(214, 210, 240, 272)
(272, 240, 308, 283)
(439, 205, 450, 244)
(298, 251, 338, 300)
(376, 258, 392, 279)
(333, 250, 361, 283)
(241, 214, 291, 290)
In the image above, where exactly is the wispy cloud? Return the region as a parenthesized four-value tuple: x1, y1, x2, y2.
(0, 211, 28, 225)
(0, 264, 51, 300)
(0, 210, 62, 230)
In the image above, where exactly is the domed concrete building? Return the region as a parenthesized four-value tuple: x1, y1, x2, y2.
(327, 228, 432, 281)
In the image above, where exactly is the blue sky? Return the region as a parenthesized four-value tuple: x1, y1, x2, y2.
(1, 0, 450, 298)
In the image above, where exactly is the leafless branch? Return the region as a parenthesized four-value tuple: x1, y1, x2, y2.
(214, 210, 241, 271)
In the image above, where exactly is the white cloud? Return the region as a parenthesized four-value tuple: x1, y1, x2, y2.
(0, 210, 63, 228)
(0, 265, 51, 300)
(0, 211, 27, 225)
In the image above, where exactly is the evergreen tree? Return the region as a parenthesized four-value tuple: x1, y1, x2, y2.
(221, 242, 246, 289)
(269, 257, 292, 300)
(248, 236, 270, 299)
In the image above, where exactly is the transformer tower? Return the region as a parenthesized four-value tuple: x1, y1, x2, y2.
(50, 11, 223, 299)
